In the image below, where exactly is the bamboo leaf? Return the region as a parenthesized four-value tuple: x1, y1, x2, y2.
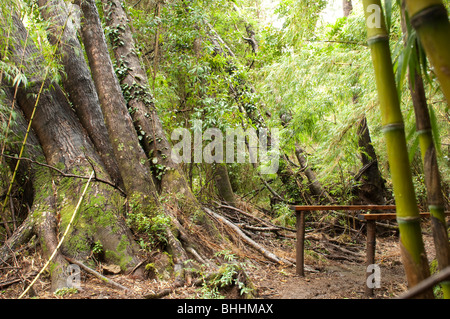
(395, 32, 414, 100)
(408, 134, 420, 163)
(428, 105, 442, 157)
(384, 0, 393, 34)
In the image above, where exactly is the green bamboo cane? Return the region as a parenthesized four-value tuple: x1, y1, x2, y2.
(408, 44, 450, 299)
(405, 0, 450, 104)
(363, 0, 433, 297)
(399, 1, 450, 298)
(415, 110, 450, 298)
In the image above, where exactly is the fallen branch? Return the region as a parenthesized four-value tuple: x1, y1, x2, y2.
(143, 281, 185, 299)
(216, 202, 296, 233)
(0, 277, 22, 289)
(63, 256, 129, 292)
(143, 272, 222, 299)
(203, 207, 293, 266)
(239, 224, 281, 233)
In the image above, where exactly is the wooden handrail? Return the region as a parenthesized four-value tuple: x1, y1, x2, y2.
(290, 205, 396, 211)
(360, 212, 450, 221)
(290, 204, 450, 297)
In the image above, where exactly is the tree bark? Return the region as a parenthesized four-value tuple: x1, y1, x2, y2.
(355, 116, 387, 204)
(37, 0, 123, 188)
(0, 90, 39, 269)
(343, 0, 353, 17)
(214, 163, 236, 206)
(2, 13, 144, 290)
(74, 0, 158, 206)
(100, 0, 200, 206)
(1, 91, 72, 292)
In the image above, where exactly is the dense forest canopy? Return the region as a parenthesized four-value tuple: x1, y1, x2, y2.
(0, 0, 449, 299)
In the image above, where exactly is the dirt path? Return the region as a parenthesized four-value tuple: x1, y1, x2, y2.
(251, 234, 435, 299)
(251, 260, 406, 299)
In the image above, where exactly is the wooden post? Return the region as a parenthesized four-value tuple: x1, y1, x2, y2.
(365, 220, 376, 296)
(296, 210, 306, 276)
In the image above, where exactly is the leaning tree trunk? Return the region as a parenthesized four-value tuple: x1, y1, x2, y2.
(76, 0, 221, 282)
(2, 13, 143, 292)
(294, 144, 334, 203)
(99, 0, 198, 208)
(74, 0, 159, 209)
(355, 115, 387, 204)
(363, 0, 433, 297)
(37, 0, 123, 188)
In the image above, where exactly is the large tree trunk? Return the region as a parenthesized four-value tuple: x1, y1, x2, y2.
(0, 90, 42, 275)
(37, 0, 123, 188)
(75, 0, 222, 283)
(99, 0, 198, 207)
(74, 0, 158, 206)
(2, 13, 143, 291)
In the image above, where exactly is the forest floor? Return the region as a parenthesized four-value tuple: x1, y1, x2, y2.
(1, 219, 440, 300)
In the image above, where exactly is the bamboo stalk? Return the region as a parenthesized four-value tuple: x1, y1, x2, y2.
(362, 0, 433, 298)
(401, 1, 450, 298)
(412, 72, 450, 298)
(405, 0, 450, 103)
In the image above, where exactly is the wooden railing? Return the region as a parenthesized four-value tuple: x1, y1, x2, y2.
(290, 205, 450, 297)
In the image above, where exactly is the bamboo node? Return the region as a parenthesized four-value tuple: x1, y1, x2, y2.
(367, 34, 389, 46)
(410, 4, 448, 29)
(416, 128, 432, 136)
(396, 216, 421, 224)
(381, 122, 404, 133)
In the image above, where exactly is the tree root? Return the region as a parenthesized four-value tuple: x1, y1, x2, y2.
(143, 263, 257, 299)
(203, 207, 293, 266)
(0, 214, 36, 265)
(63, 256, 129, 292)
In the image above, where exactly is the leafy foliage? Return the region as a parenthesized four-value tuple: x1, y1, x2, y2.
(123, 0, 450, 205)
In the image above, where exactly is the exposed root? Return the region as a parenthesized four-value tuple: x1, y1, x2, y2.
(203, 207, 293, 266)
(0, 215, 36, 265)
(63, 256, 129, 292)
(143, 263, 257, 299)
